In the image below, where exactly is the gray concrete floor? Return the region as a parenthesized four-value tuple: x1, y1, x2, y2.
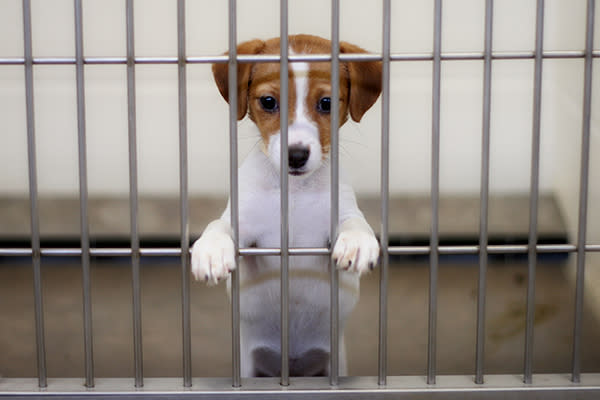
(1, 195, 598, 379)
(1, 257, 599, 378)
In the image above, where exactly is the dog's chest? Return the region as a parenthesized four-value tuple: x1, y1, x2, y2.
(241, 188, 331, 249)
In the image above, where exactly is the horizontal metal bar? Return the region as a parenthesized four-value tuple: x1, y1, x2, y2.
(1, 244, 599, 258)
(0, 248, 34, 257)
(388, 244, 582, 255)
(239, 247, 331, 256)
(1, 50, 599, 66)
(1, 375, 600, 399)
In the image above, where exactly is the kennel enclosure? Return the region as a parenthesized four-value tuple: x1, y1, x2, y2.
(1, 0, 600, 398)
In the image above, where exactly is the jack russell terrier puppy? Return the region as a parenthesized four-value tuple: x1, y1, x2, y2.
(191, 34, 382, 378)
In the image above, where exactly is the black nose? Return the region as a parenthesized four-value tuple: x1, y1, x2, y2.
(288, 146, 310, 169)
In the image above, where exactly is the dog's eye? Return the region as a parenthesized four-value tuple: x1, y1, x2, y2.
(259, 96, 279, 112)
(317, 97, 331, 113)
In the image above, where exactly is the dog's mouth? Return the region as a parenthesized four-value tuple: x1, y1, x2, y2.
(289, 169, 307, 176)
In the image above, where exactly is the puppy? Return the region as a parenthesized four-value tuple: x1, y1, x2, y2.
(191, 34, 382, 378)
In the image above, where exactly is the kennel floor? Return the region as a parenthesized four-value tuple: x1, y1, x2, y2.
(0, 195, 599, 378)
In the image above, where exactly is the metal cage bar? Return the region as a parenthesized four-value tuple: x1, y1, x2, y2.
(74, 0, 94, 388)
(279, 0, 290, 387)
(1, 0, 600, 397)
(125, 0, 143, 388)
(524, 0, 545, 384)
(22, 0, 47, 389)
(572, 0, 596, 384)
(329, 0, 341, 386)
(227, 0, 242, 388)
(3, 375, 600, 398)
(475, 0, 494, 385)
(2, 50, 599, 66)
(378, 0, 391, 387)
(3, 243, 600, 259)
(2, 243, 600, 259)
(176, 0, 192, 388)
(427, 0, 442, 385)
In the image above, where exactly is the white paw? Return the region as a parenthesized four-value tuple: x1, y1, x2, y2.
(332, 228, 380, 276)
(191, 231, 236, 286)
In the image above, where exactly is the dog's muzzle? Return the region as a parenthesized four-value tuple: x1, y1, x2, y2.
(288, 146, 310, 174)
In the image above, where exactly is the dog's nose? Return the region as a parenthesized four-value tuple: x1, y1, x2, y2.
(288, 146, 310, 169)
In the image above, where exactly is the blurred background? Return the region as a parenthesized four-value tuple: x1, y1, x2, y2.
(0, 0, 599, 380)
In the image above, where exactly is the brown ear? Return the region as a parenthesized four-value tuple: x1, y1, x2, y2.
(212, 39, 265, 120)
(340, 42, 382, 122)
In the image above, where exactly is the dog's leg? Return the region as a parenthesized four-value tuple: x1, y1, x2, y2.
(333, 217, 380, 276)
(191, 219, 236, 285)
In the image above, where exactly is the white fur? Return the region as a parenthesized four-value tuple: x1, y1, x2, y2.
(191, 49, 379, 378)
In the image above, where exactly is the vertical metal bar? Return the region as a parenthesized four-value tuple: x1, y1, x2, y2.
(279, 0, 290, 387)
(228, 0, 241, 388)
(23, 0, 47, 388)
(74, 0, 94, 388)
(428, 0, 442, 385)
(177, 0, 192, 388)
(524, 0, 544, 385)
(329, 0, 340, 386)
(571, 0, 595, 383)
(378, 0, 391, 387)
(475, 0, 493, 385)
(126, 0, 143, 388)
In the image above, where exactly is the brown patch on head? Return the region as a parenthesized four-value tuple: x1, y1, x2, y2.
(339, 41, 382, 122)
(211, 35, 382, 151)
(303, 61, 349, 154)
(287, 35, 336, 154)
(290, 35, 382, 123)
(212, 39, 265, 120)
(246, 60, 296, 145)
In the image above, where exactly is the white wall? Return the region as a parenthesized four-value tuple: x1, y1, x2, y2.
(546, 1, 600, 317)
(0, 0, 598, 200)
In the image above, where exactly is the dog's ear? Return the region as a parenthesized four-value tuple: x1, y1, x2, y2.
(212, 39, 265, 120)
(340, 42, 382, 122)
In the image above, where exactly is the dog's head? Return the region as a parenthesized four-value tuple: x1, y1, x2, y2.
(212, 34, 382, 177)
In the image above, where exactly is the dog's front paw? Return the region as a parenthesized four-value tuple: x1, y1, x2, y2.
(191, 230, 236, 286)
(332, 227, 379, 276)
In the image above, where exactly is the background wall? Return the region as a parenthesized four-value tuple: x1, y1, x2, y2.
(0, 0, 598, 228)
